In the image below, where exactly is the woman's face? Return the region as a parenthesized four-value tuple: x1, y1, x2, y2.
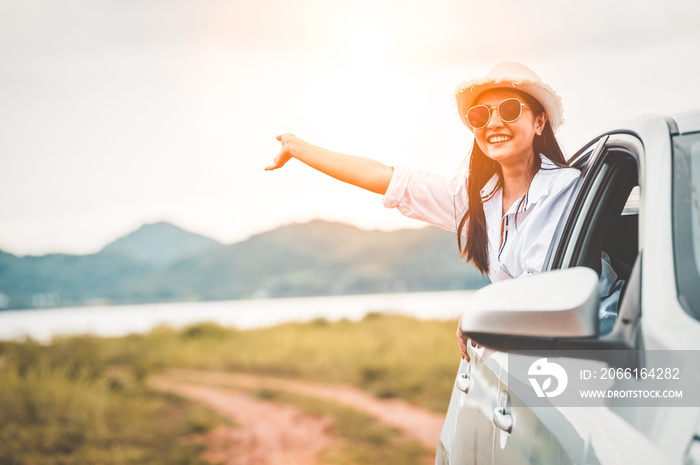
(470, 88, 546, 168)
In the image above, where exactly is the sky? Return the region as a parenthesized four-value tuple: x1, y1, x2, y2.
(1, 0, 699, 256)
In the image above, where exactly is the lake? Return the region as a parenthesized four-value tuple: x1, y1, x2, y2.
(0, 290, 476, 342)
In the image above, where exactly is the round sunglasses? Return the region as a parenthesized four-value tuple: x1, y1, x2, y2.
(466, 98, 530, 129)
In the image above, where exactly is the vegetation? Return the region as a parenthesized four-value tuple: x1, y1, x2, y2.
(114, 314, 459, 412)
(0, 314, 460, 464)
(0, 336, 225, 465)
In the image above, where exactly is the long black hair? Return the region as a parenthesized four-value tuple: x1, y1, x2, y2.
(456, 89, 570, 274)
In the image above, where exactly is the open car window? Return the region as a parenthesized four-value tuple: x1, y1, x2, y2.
(549, 134, 641, 280)
(545, 134, 643, 342)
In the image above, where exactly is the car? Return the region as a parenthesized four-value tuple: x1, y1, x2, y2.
(436, 110, 700, 464)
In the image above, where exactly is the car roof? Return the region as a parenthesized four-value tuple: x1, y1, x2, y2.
(671, 109, 700, 135)
(567, 110, 700, 167)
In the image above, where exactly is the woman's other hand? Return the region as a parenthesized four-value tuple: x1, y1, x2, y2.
(456, 317, 480, 362)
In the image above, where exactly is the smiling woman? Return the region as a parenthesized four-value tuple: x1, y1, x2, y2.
(265, 61, 581, 359)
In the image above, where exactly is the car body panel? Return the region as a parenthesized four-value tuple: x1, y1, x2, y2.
(437, 357, 499, 464)
(492, 352, 581, 465)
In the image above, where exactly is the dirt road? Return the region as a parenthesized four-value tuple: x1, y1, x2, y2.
(152, 369, 445, 464)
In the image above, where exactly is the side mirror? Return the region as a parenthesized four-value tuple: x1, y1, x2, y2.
(461, 267, 600, 351)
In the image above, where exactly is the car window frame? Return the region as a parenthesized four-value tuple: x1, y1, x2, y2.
(543, 135, 607, 272)
(546, 133, 645, 350)
(546, 133, 644, 272)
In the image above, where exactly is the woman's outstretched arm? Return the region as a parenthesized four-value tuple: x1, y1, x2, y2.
(265, 133, 394, 195)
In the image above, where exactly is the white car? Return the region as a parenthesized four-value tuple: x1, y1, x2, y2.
(437, 111, 700, 464)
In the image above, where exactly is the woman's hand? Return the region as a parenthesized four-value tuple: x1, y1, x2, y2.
(456, 317, 479, 362)
(265, 133, 304, 171)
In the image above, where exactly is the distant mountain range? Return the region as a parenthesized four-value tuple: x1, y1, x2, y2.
(100, 221, 220, 266)
(0, 220, 489, 310)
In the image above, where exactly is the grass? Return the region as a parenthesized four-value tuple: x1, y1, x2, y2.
(0, 337, 226, 465)
(0, 313, 460, 464)
(130, 314, 461, 412)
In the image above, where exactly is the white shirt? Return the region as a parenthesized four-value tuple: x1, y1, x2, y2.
(382, 154, 581, 283)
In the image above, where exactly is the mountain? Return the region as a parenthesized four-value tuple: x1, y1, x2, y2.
(100, 221, 221, 266)
(0, 220, 489, 310)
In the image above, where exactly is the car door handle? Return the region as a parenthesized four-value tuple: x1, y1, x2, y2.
(456, 371, 470, 393)
(493, 407, 513, 433)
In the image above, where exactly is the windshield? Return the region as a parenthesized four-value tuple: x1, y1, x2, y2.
(672, 131, 700, 320)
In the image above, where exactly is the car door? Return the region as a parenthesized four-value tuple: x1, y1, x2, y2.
(493, 132, 649, 465)
(489, 131, 649, 465)
(487, 135, 623, 465)
(438, 132, 647, 465)
(437, 137, 609, 465)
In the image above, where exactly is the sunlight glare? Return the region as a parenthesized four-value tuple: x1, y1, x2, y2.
(348, 23, 388, 66)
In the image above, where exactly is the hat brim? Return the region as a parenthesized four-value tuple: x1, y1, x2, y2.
(455, 77, 564, 132)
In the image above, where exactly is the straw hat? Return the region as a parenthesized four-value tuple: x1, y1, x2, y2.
(455, 61, 564, 132)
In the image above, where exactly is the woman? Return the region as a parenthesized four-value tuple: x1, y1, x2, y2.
(266, 62, 581, 359)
